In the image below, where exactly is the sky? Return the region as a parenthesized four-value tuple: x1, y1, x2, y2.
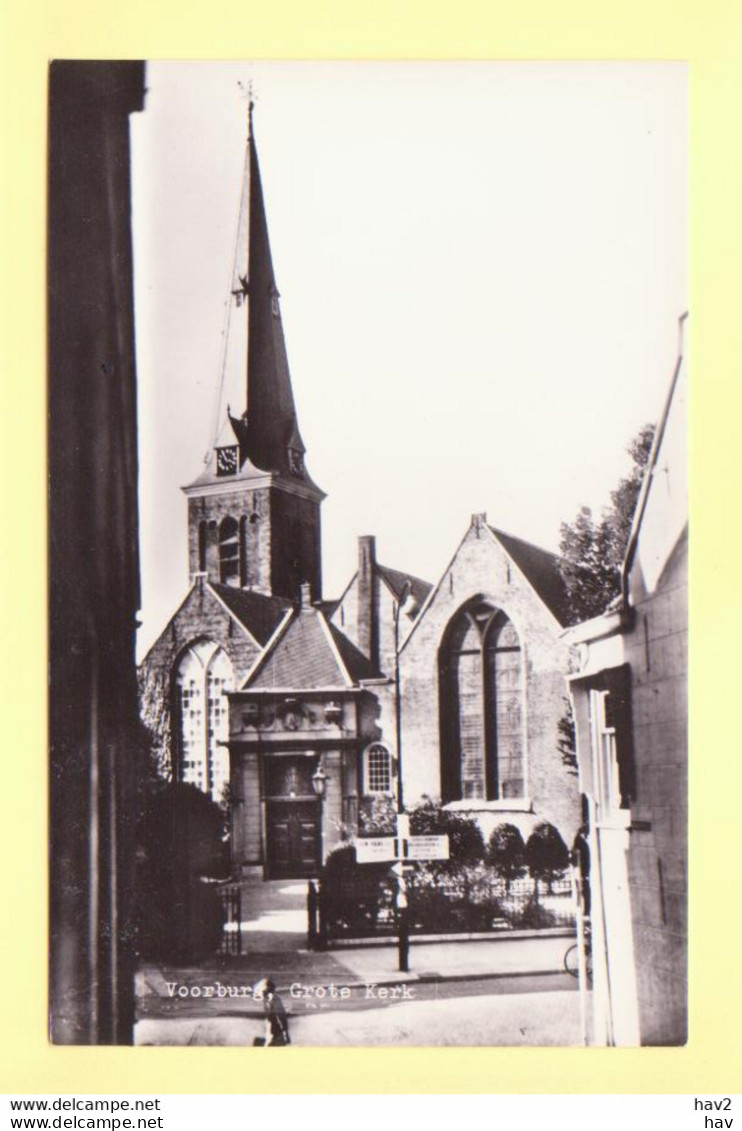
(131, 61, 687, 658)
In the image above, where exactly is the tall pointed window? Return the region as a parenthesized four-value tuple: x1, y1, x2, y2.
(440, 602, 525, 802)
(219, 516, 239, 585)
(175, 641, 234, 803)
(198, 521, 208, 572)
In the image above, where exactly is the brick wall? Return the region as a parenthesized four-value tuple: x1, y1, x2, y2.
(322, 750, 344, 857)
(269, 488, 322, 602)
(187, 488, 272, 593)
(186, 482, 322, 602)
(138, 577, 263, 779)
(398, 520, 580, 844)
(624, 529, 688, 1045)
(331, 557, 426, 680)
(231, 752, 262, 866)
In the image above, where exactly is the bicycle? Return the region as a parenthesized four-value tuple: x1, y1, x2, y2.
(564, 921, 592, 979)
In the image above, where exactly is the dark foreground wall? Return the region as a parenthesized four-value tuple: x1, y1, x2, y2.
(48, 61, 146, 1044)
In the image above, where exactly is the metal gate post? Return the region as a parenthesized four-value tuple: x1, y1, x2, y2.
(307, 880, 318, 950)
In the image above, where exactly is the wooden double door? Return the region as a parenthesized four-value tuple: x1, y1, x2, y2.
(264, 756, 321, 879)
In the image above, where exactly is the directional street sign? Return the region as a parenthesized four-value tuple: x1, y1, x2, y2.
(355, 837, 397, 863)
(354, 818, 450, 976)
(355, 832, 449, 863)
(404, 834, 450, 861)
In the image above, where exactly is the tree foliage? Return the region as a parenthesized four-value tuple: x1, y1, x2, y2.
(359, 796, 487, 866)
(487, 823, 526, 887)
(137, 666, 172, 782)
(136, 781, 230, 962)
(409, 798, 486, 866)
(558, 423, 655, 623)
(524, 821, 569, 891)
(557, 697, 578, 775)
(358, 795, 397, 837)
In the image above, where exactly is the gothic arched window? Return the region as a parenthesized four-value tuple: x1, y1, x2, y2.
(219, 516, 239, 585)
(175, 641, 234, 802)
(439, 602, 525, 802)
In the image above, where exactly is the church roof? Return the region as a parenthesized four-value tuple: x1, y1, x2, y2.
(327, 622, 384, 682)
(244, 599, 383, 690)
(210, 584, 291, 646)
(487, 525, 571, 627)
(315, 598, 340, 618)
(377, 563, 433, 614)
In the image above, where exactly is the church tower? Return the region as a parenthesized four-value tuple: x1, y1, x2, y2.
(183, 103, 325, 603)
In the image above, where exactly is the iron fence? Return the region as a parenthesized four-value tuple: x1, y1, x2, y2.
(216, 882, 243, 955)
(309, 869, 575, 946)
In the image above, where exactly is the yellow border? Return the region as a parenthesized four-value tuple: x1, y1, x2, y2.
(2, 0, 741, 1095)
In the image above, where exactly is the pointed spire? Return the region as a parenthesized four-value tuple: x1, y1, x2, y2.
(187, 100, 323, 501)
(242, 107, 308, 479)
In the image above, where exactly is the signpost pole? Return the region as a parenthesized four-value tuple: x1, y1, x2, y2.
(353, 827, 448, 972)
(395, 817, 411, 973)
(398, 879, 410, 973)
(393, 583, 412, 973)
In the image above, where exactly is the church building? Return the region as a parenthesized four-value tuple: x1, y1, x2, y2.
(139, 106, 581, 881)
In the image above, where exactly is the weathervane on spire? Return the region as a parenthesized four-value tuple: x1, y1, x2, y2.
(231, 273, 249, 302)
(237, 78, 256, 128)
(230, 78, 256, 308)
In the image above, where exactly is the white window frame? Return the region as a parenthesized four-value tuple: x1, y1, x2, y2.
(363, 742, 394, 797)
(589, 688, 622, 817)
(176, 640, 233, 803)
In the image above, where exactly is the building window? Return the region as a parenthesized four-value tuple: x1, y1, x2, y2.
(175, 641, 233, 803)
(440, 602, 524, 802)
(198, 520, 207, 572)
(238, 515, 248, 586)
(590, 688, 621, 816)
(364, 742, 393, 795)
(219, 516, 239, 585)
(178, 647, 206, 792)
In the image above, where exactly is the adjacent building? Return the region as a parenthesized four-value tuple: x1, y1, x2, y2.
(565, 321, 687, 1045)
(49, 61, 147, 1045)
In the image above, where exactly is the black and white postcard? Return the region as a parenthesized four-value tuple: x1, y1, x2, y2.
(49, 61, 687, 1048)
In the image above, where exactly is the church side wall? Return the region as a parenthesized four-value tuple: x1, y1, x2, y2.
(332, 576, 360, 652)
(138, 580, 263, 780)
(398, 525, 580, 844)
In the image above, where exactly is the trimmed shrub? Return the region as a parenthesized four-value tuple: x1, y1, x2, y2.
(525, 821, 570, 892)
(487, 823, 526, 889)
(321, 845, 394, 937)
(136, 782, 230, 962)
(409, 799, 486, 866)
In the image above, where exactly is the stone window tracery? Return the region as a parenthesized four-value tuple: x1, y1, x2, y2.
(440, 602, 525, 802)
(175, 641, 233, 802)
